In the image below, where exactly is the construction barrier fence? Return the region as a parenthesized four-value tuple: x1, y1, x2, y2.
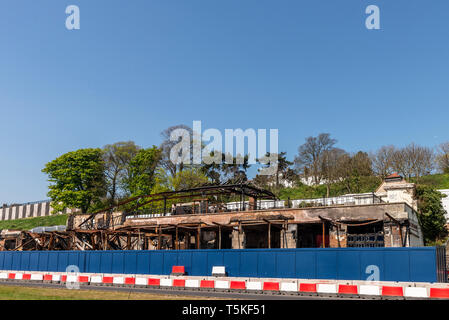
(0, 247, 445, 283)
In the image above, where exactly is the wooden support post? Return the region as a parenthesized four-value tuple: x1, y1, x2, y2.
(163, 198, 167, 215)
(157, 226, 162, 250)
(283, 221, 287, 249)
(197, 225, 201, 249)
(268, 222, 271, 249)
(186, 232, 190, 249)
(127, 232, 131, 250)
(238, 221, 241, 249)
(138, 229, 141, 250)
(336, 224, 341, 248)
(322, 222, 325, 248)
(218, 226, 222, 250)
(175, 226, 179, 250)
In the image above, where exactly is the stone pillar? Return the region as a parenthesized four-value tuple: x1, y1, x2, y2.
(11, 206, 17, 220)
(281, 224, 297, 248)
(26, 204, 32, 218)
(384, 222, 404, 247)
(18, 205, 24, 219)
(248, 197, 257, 211)
(40, 202, 48, 217)
(329, 224, 347, 248)
(231, 228, 245, 249)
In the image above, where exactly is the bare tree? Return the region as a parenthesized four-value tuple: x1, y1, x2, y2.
(337, 151, 373, 193)
(294, 133, 337, 185)
(391, 143, 434, 181)
(412, 144, 434, 180)
(371, 145, 395, 178)
(321, 148, 347, 196)
(159, 124, 194, 177)
(436, 142, 449, 174)
(391, 148, 412, 179)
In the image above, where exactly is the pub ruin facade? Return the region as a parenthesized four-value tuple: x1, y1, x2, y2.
(0, 174, 424, 251)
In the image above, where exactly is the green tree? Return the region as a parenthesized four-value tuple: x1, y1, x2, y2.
(201, 151, 251, 184)
(416, 185, 448, 245)
(42, 148, 106, 213)
(103, 141, 140, 204)
(257, 151, 294, 189)
(125, 146, 162, 197)
(169, 168, 210, 191)
(201, 151, 223, 184)
(338, 151, 373, 193)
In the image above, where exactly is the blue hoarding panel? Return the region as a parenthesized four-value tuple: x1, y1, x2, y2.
(240, 251, 258, 277)
(0, 247, 441, 283)
(149, 252, 164, 275)
(223, 251, 240, 277)
(276, 251, 295, 278)
(57, 252, 69, 272)
(48, 252, 58, 272)
(337, 250, 360, 280)
(12, 252, 21, 271)
(20, 252, 31, 271)
(177, 251, 192, 274)
(384, 250, 410, 282)
(124, 252, 137, 274)
(136, 252, 150, 274)
(317, 250, 337, 279)
(0, 253, 4, 270)
(68, 251, 80, 271)
(359, 249, 384, 281)
(163, 251, 178, 274)
(206, 251, 223, 275)
(409, 249, 437, 283)
(100, 252, 113, 274)
(258, 251, 276, 278)
(111, 251, 124, 274)
(295, 250, 316, 279)
(3, 252, 12, 270)
(38, 252, 49, 271)
(88, 252, 101, 273)
(191, 251, 208, 276)
(29, 252, 39, 271)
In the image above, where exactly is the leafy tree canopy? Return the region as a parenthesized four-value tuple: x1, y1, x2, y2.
(42, 148, 106, 213)
(416, 185, 448, 245)
(125, 146, 162, 197)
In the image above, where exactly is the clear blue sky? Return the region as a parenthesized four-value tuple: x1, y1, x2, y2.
(1, 0, 448, 204)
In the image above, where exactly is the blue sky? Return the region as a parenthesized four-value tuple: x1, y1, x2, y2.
(1, 0, 448, 203)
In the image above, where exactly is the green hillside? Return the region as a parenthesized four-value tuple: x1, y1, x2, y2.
(0, 214, 68, 231)
(277, 174, 449, 200)
(411, 173, 449, 189)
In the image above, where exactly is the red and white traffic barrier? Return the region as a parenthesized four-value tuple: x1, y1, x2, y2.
(0, 269, 447, 299)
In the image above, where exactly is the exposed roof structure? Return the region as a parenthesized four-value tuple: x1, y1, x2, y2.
(79, 183, 277, 228)
(385, 173, 403, 180)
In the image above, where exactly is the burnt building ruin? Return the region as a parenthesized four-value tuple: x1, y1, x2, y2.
(0, 175, 424, 251)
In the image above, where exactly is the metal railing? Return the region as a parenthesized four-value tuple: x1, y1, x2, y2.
(124, 192, 384, 220)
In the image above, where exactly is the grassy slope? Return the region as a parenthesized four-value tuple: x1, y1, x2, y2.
(0, 284, 222, 300)
(411, 173, 449, 189)
(277, 173, 449, 200)
(0, 214, 68, 231)
(277, 176, 382, 200)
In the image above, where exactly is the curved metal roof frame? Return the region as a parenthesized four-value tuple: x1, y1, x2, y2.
(79, 183, 277, 227)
